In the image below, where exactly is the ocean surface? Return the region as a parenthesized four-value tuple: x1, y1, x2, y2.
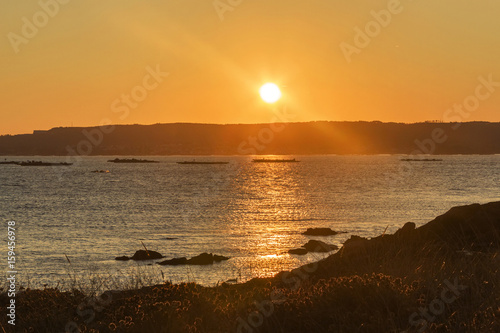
(1, 155, 499, 290)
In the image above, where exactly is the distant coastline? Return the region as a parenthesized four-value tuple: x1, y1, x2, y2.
(1, 121, 500, 156)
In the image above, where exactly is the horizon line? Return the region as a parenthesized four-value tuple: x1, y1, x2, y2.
(3, 119, 500, 136)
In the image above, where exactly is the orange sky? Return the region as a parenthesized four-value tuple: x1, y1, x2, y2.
(1, 0, 500, 135)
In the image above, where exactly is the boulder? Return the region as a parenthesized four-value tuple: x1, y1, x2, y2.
(115, 256, 130, 261)
(342, 235, 369, 252)
(303, 240, 338, 252)
(302, 228, 340, 236)
(288, 248, 309, 255)
(157, 257, 188, 266)
(394, 222, 416, 238)
(130, 250, 164, 261)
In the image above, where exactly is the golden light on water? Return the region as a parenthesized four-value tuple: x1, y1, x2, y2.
(218, 159, 320, 279)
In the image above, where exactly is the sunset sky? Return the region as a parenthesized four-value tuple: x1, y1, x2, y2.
(1, 0, 500, 135)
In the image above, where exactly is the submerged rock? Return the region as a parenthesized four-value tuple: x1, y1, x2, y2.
(158, 257, 188, 266)
(115, 250, 164, 261)
(213, 254, 230, 262)
(131, 250, 164, 260)
(288, 248, 309, 255)
(303, 240, 338, 252)
(302, 228, 341, 236)
(157, 253, 230, 266)
(288, 240, 339, 255)
(188, 253, 230, 265)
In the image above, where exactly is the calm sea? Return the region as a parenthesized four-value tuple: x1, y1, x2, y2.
(1, 155, 499, 289)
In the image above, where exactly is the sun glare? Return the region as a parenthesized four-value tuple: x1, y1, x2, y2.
(259, 83, 282, 103)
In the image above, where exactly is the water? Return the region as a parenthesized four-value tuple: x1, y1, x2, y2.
(1, 155, 499, 289)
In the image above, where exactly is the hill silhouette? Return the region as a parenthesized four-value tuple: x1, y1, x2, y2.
(1, 121, 499, 155)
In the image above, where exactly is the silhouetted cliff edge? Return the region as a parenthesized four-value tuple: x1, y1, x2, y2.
(1, 121, 500, 155)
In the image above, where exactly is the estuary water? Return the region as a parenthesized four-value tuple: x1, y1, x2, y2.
(1, 155, 499, 289)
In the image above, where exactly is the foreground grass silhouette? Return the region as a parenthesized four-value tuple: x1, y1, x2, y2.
(1, 202, 499, 332)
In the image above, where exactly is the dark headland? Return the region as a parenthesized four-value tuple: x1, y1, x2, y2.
(1, 121, 500, 155)
(1, 201, 498, 332)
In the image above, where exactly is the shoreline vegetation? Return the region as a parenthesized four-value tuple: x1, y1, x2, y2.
(1, 202, 499, 332)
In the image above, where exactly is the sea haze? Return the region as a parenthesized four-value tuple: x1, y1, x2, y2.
(1, 155, 499, 288)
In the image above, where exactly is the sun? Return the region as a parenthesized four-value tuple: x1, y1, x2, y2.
(259, 83, 282, 103)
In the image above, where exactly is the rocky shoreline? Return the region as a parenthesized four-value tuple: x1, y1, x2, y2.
(1, 202, 499, 332)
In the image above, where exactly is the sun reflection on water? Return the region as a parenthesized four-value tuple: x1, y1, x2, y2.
(213, 158, 323, 280)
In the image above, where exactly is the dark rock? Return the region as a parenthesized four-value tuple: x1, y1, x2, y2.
(302, 228, 340, 236)
(115, 256, 130, 261)
(187, 253, 230, 265)
(157, 257, 188, 266)
(130, 250, 164, 261)
(416, 202, 500, 250)
(341, 235, 371, 255)
(285, 202, 500, 282)
(187, 253, 216, 265)
(302, 240, 338, 252)
(213, 254, 230, 262)
(157, 253, 230, 266)
(288, 248, 309, 255)
(394, 222, 416, 238)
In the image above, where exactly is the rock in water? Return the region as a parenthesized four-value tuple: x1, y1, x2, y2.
(302, 228, 340, 236)
(130, 250, 164, 260)
(303, 240, 338, 252)
(213, 254, 230, 262)
(187, 253, 230, 265)
(187, 253, 215, 265)
(157, 257, 188, 266)
(288, 248, 309, 255)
